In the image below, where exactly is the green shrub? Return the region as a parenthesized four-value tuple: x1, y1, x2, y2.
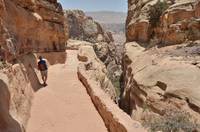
(111, 76, 121, 96)
(143, 109, 199, 132)
(149, 0, 169, 28)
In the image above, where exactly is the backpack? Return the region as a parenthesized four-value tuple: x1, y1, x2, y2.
(38, 60, 47, 71)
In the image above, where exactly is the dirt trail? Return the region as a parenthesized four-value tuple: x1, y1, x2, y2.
(26, 50, 108, 132)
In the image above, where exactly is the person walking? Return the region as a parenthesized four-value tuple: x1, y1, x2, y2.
(38, 56, 48, 86)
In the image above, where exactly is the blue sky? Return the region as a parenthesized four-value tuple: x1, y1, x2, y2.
(58, 0, 127, 12)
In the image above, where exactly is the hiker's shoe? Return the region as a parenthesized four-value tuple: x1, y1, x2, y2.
(43, 82, 47, 86)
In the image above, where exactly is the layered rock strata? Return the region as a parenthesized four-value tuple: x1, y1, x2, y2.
(0, 0, 67, 131)
(122, 0, 200, 129)
(126, 0, 200, 47)
(121, 40, 200, 125)
(0, 0, 67, 62)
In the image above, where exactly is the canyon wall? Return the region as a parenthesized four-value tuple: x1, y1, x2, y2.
(0, 53, 41, 132)
(0, 0, 67, 62)
(64, 10, 118, 66)
(0, 0, 67, 131)
(65, 10, 122, 96)
(122, 0, 200, 131)
(77, 47, 146, 132)
(64, 10, 113, 44)
(126, 0, 200, 47)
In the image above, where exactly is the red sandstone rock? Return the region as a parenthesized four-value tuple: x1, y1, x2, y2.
(0, 0, 67, 61)
(126, 0, 200, 46)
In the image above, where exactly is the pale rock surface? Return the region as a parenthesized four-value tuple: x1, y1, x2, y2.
(0, 53, 41, 132)
(121, 41, 200, 123)
(78, 45, 117, 101)
(78, 59, 146, 132)
(67, 39, 93, 50)
(122, 0, 200, 124)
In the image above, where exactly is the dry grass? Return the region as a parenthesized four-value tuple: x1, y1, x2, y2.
(143, 109, 200, 132)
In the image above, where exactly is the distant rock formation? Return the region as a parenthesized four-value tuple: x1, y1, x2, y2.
(126, 0, 200, 47)
(65, 10, 122, 91)
(64, 10, 113, 43)
(122, 0, 200, 130)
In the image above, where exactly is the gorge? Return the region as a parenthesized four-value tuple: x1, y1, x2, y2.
(0, 0, 200, 132)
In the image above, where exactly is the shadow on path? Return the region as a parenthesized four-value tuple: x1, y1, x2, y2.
(18, 53, 43, 92)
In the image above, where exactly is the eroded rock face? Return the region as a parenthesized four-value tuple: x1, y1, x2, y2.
(64, 10, 113, 43)
(0, 0, 67, 131)
(78, 57, 146, 132)
(78, 45, 117, 101)
(0, 0, 67, 61)
(0, 53, 41, 132)
(121, 41, 200, 124)
(123, 0, 200, 129)
(65, 10, 122, 87)
(126, 0, 200, 47)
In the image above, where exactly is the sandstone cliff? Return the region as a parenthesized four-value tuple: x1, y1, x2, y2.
(0, 54, 41, 132)
(0, 0, 67, 131)
(64, 10, 113, 44)
(122, 0, 200, 131)
(0, 0, 67, 62)
(126, 0, 200, 47)
(64, 10, 117, 65)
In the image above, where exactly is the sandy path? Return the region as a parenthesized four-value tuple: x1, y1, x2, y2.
(26, 50, 107, 132)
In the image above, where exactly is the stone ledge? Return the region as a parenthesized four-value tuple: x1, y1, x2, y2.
(78, 65, 146, 132)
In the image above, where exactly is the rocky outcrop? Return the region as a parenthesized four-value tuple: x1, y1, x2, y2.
(66, 39, 93, 50)
(64, 10, 117, 66)
(122, 0, 200, 130)
(0, 0, 67, 131)
(65, 10, 122, 91)
(126, 0, 200, 47)
(121, 41, 200, 126)
(64, 10, 113, 43)
(0, 0, 67, 62)
(0, 53, 41, 132)
(78, 59, 146, 132)
(78, 45, 117, 100)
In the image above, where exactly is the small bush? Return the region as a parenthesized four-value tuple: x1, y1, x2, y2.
(149, 0, 169, 28)
(0, 60, 8, 69)
(111, 76, 121, 96)
(143, 109, 199, 132)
